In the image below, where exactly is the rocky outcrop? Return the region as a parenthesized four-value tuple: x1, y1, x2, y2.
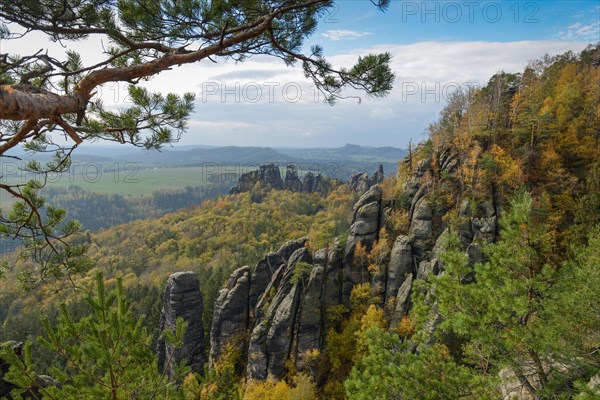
(408, 190, 433, 260)
(349, 164, 385, 194)
(349, 172, 370, 194)
(295, 266, 324, 370)
(202, 235, 345, 382)
(343, 184, 383, 306)
(277, 237, 308, 261)
(284, 164, 303, 192)
(385, 235, 413, 305)
(246, 250, 308, 380)
(389, 274, 413, 330)
(373, 164, 385, 185)
(315, 244, 342, 309)
(302, 172, 331, 195)
(157, 271, 205, 379)
(230, 164, 334, 195)
(210, 266, 250, 366)
(204, 147, 503, 385)
(230, 163, 283, 194)
(249, 252, 285, 316)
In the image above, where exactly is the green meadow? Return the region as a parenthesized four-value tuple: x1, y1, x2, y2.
(0, 165, 236, 207)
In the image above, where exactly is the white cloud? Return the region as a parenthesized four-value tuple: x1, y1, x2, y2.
(1, 32, 591, 148)
(156, 40, 591, 147)
(322, 30, 373, 41)
(558, 21, 600, 41)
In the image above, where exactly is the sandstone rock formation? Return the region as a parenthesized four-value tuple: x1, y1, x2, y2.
(209, 266, 250, 366)
(230, 164, 334, 195)
(284, 164, 303, 192)
(230, 163, 283, 194)
(349, 164, 385, 194)
(202, 148, 502, 385)
(157, 271, 205, 379)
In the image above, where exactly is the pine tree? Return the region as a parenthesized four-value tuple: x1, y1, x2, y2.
(0, 272, 187, 399)
(345, 327, 482, 400)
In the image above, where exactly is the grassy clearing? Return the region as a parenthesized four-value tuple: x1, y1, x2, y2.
(0, 166, 231, 207)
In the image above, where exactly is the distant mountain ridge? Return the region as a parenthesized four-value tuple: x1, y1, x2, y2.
(7, 143, 405, 164)
(5, 144, 406, 180)
(275, 143, 406, 163)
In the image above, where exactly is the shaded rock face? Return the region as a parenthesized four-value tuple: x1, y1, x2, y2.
(403, 158, 431, 202)
(349, 164, 385, 194)
(343, 185, 383, 306)
(296, 266, 324, 370)
(385, 235, 413, 305)
(230, 163, 283, 194)
(249, 252, 285, 316)
(314, 244, 342, 310)
(284, 164, 303, 192)
(349, 172, 370, 194)
(230, 164, 334, 195)
(389, 274, 413, 331)
(246, 253, 307, 380)
(373, 164, 385, 185)
(301, 172, 332, 195)
(210, 266, 251, 366)
(204, 237, 344, 382)
(277, 237, 308, 261)
(408, 196, 433, 261)
(157, 271, 205, 379)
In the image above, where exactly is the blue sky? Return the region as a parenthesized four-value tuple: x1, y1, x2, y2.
(3, 1, 599, 149)
(315, 1, 599, 47)
(172, 0, 598, 149)
(164, 0, 598, 149)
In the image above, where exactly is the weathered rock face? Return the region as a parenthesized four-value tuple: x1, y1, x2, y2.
(284, 164, 303, 192)
(315, 244, 342, 309)
(249, 252, 285, 316)
(301, 172, 331, 195)
(389, 274, 413, 330)
(403, 158, 431, 202)
(373, 164, 385, 185)
(349, 172, 371, 194)
(343, 185, 383, 306)
(203, 236, 344, 382)
(277, 237, 308, 261)
(313, 173, 332, 195)
(210, 266, 251, 366)
(157, 271, 205, 379)
(385, 235, 413, 305)
(230, 163, 283, 194)
(408, 195, 433, 260)
(295, 266, 324, 370)
(349, 164, 385, 194)
(230, 164, 334, 195)
(246, 254, 306, 381)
